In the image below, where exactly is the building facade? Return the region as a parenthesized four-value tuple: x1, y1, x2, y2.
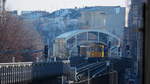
(78, 6, 126, 39)
(124, 0, 143, 84)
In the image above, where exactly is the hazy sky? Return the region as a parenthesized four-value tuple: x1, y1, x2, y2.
(6, 0, 126, 12)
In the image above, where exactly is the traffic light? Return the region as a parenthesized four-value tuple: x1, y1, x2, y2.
(126, 45, 130, 50)
(44, 45, 48, 59)
(108, 41, 111, 48)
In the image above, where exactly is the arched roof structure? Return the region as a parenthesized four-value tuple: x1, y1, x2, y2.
(56, 29, 121, 47)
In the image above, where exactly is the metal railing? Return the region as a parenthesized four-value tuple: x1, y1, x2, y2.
(0, 61, 70, 84)
(0, 62, 32, 84)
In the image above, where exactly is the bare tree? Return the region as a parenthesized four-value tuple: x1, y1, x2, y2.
(0, 12, 44, 63)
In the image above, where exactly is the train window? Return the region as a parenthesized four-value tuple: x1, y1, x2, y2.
(0, 0, 145, 84)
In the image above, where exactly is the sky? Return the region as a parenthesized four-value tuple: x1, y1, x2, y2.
(6, 0, 127, 12)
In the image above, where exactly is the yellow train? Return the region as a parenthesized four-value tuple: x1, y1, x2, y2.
(88, 52, 105, 58)
(79, 43, 108, 58)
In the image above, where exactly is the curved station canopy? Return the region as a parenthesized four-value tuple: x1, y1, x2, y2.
(56, 29, 120, 43)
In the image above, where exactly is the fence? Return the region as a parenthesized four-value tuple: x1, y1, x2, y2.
(0, 62, 32, 84)
(0, 62, 70, 84)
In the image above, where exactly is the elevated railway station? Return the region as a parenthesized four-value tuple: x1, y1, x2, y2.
(53, 29, 121, 59)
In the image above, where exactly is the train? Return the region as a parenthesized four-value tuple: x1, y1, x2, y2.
(78, 43, 108, 58)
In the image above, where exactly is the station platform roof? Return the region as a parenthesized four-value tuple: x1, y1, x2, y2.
(56, 29, 120, 41)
